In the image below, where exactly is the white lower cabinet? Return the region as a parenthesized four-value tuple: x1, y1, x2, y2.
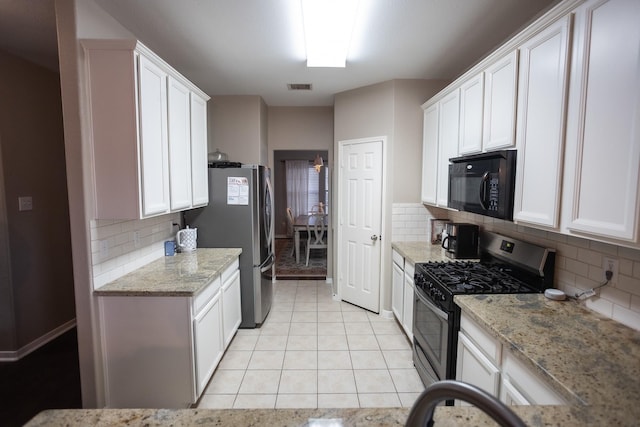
(99, 258, 241, 408)
(457, 311, 567, 407)
(391, 249, 414, 340)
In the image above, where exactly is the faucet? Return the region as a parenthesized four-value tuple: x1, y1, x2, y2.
(405, 380, 527, 427)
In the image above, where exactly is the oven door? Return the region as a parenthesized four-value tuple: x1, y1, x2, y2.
(413, 285, 451, 382)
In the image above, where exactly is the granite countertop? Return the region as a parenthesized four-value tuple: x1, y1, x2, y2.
(391, 241, 450, 264)
(94, 248, 242, 296)
(455, 293, 640, 424)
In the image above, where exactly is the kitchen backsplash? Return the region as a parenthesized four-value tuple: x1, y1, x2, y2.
(90, 213, 181, 289)
(391, 203, 433, 242)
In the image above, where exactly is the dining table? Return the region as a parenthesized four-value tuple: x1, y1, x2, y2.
(293, 214, 328, 264)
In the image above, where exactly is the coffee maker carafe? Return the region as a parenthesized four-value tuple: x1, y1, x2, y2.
(441, 223, 479, 259)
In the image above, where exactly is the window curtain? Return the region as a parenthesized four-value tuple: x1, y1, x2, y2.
(285, 160, 309, 218)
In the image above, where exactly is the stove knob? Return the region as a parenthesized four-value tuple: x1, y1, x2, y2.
(441, 294, 447, 302)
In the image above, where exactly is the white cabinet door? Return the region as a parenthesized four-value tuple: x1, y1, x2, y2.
(222, 269, 242, 348)
(513, 16, 572, 228)
(456, 332, 500, 406)
(500, 376, 531, 406)
(436, 89, 460, 207)
(193, 290, 223, 397)
(563, 0, 640, 242)
(458, 73, 484, 155)
(137, 54, 170, 217)
(168, 76, 193, 211)
(391, 259, 404, 321)
(402, 265, 414, 341)
(421, 103, 439, 205)
(482, 51, 518, 151)
(190, 93, 209, 207)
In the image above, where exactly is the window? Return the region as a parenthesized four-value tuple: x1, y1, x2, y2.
(307, 163, 329, 213)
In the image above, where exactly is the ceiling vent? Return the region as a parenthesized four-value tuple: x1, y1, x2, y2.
(287, 83, 312, 91)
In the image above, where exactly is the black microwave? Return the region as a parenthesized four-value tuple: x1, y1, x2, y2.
(448, 150, 517, 221)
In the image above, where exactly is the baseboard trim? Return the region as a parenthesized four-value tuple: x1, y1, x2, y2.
(0, 319, 77, 361)
(380, 309, 394, 319)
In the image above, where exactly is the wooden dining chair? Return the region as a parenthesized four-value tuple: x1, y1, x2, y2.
(306, 213, 327, 266)
(286, 207, 296, 256)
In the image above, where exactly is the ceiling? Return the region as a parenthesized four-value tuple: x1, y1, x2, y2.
(0, 0, 559, 106)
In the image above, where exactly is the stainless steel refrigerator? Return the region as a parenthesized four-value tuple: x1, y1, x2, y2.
(183, 164, 274, 328)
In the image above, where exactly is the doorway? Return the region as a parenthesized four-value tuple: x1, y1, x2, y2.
(273, 150, 329, 279)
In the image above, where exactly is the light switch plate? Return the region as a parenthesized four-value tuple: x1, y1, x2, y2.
(18, 196, 33, 211)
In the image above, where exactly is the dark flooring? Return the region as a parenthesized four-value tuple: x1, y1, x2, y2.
(0, 328, 82, 427)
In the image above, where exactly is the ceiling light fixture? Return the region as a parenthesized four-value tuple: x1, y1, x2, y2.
(314, 154, 324, 172)
(301, 0, 360, 68)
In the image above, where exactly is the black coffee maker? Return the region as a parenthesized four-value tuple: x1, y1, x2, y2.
(441, 223, 479, 259)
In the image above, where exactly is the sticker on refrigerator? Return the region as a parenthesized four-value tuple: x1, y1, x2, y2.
(227, 177, 249, 205)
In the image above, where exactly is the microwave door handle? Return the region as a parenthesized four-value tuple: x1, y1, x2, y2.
(479, 171, 490, 210)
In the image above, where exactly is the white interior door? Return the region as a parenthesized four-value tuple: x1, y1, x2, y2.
(338, 138, 383, 313)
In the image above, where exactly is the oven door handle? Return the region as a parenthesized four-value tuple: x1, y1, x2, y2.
(415, 287, 449, 320)
(479, 171, 490, 210)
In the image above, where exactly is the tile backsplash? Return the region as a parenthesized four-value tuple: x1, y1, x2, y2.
(391, 203, 640, 331)
(90, 213, 181, 289)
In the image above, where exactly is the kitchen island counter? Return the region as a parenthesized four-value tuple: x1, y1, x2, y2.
(94, 248, 242, 296)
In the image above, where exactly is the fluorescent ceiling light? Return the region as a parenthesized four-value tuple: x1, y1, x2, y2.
(301, 0, 360, 67)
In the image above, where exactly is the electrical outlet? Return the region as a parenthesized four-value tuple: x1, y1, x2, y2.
(18, 196, 33, 211)
(133, 231, 140, 247)
(602, 257, 618, 283)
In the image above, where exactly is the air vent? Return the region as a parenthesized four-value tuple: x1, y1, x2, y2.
(287, 83, 312, 91)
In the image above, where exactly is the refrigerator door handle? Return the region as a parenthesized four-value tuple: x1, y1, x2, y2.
(258, 253, 275, 272)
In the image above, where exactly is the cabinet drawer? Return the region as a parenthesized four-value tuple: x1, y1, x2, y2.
(221, 258, 240, 283)
(460, 313, 501, 365)
(193, 276, 221, 314)
(392, 250, 404, 267)
(502, 351, 566, 405)
(404, 261, 415, 278)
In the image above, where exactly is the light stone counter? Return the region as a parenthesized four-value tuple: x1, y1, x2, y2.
(391, 241, 450, 264)
(94, 248, 242, 296)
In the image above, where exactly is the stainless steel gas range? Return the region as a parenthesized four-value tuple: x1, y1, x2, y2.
(412, 231, 555, 401)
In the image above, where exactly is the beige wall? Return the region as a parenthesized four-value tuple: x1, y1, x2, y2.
(209, 95, 268, 165)
(0, 50, 75, 351)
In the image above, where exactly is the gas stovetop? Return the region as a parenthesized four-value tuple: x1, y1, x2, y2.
(414, 231, 556, 312)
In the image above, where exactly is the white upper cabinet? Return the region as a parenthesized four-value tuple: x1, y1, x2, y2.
(436, 89, 460, 207)
(190, 93, 209, 207)
(138, 55, 171, 217)
(82, 39, 210, 220)
(562, 0, 640, 243)
(421, 103, 439, 205)
(168, 76, 193, 212)
(513, 16, 572, 228)
(482, 51, 518, 151)
(458, 73, 485, 155)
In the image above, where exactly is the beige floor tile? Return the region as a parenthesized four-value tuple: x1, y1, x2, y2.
(247, 350, 285, 370)
(358, 393, 401, 408)
(278, 369, 317, 394)
(382, 350, 415, 369)
(235, 328, 260, 336)
(289, 322, 318, 336)
(318, 335, 349, 350)
(350, 350, 386, 369)
(318, 312, 343, 323)
(204, 370, 245, 394)
(294, 302, 318, 312)
(267, 311, 293, 323)
(317, 369, 357, 393)
(317, 302, 343, 311)
(260, 322, 291, 336)
(291, 311, 318, 323)
(317, 322, 346, 335)
(196, 394, 236, 409)
(218, 350, 252, 370)
(287, 335, 318, 350)
(389, 369, 425, 393)
(255, 335, 288, 351)
(318, 393, 359, 408)
(318, 351, 352, 370)
(353, 370, 396, 393)
(276, 393, 318, 409)
(342, 311, 370, 322)
(371, 321, 404, 335)
(346, 334, 380, 350)
(399, 392, 422, 408)
(344, 322, 374, 335)
(283, 350, 318, 370)
(227, 334, 258, 351)
(233, 394, 276, 409)
(377, 334, 411, 350)
(238, 370, 281, 394)
(295, 294, 317, 303)
(340, 302, 365, 312)
(367, 311, 392, 322)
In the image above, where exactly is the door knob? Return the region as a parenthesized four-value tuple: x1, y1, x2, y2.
(371, 235, 378, 241)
